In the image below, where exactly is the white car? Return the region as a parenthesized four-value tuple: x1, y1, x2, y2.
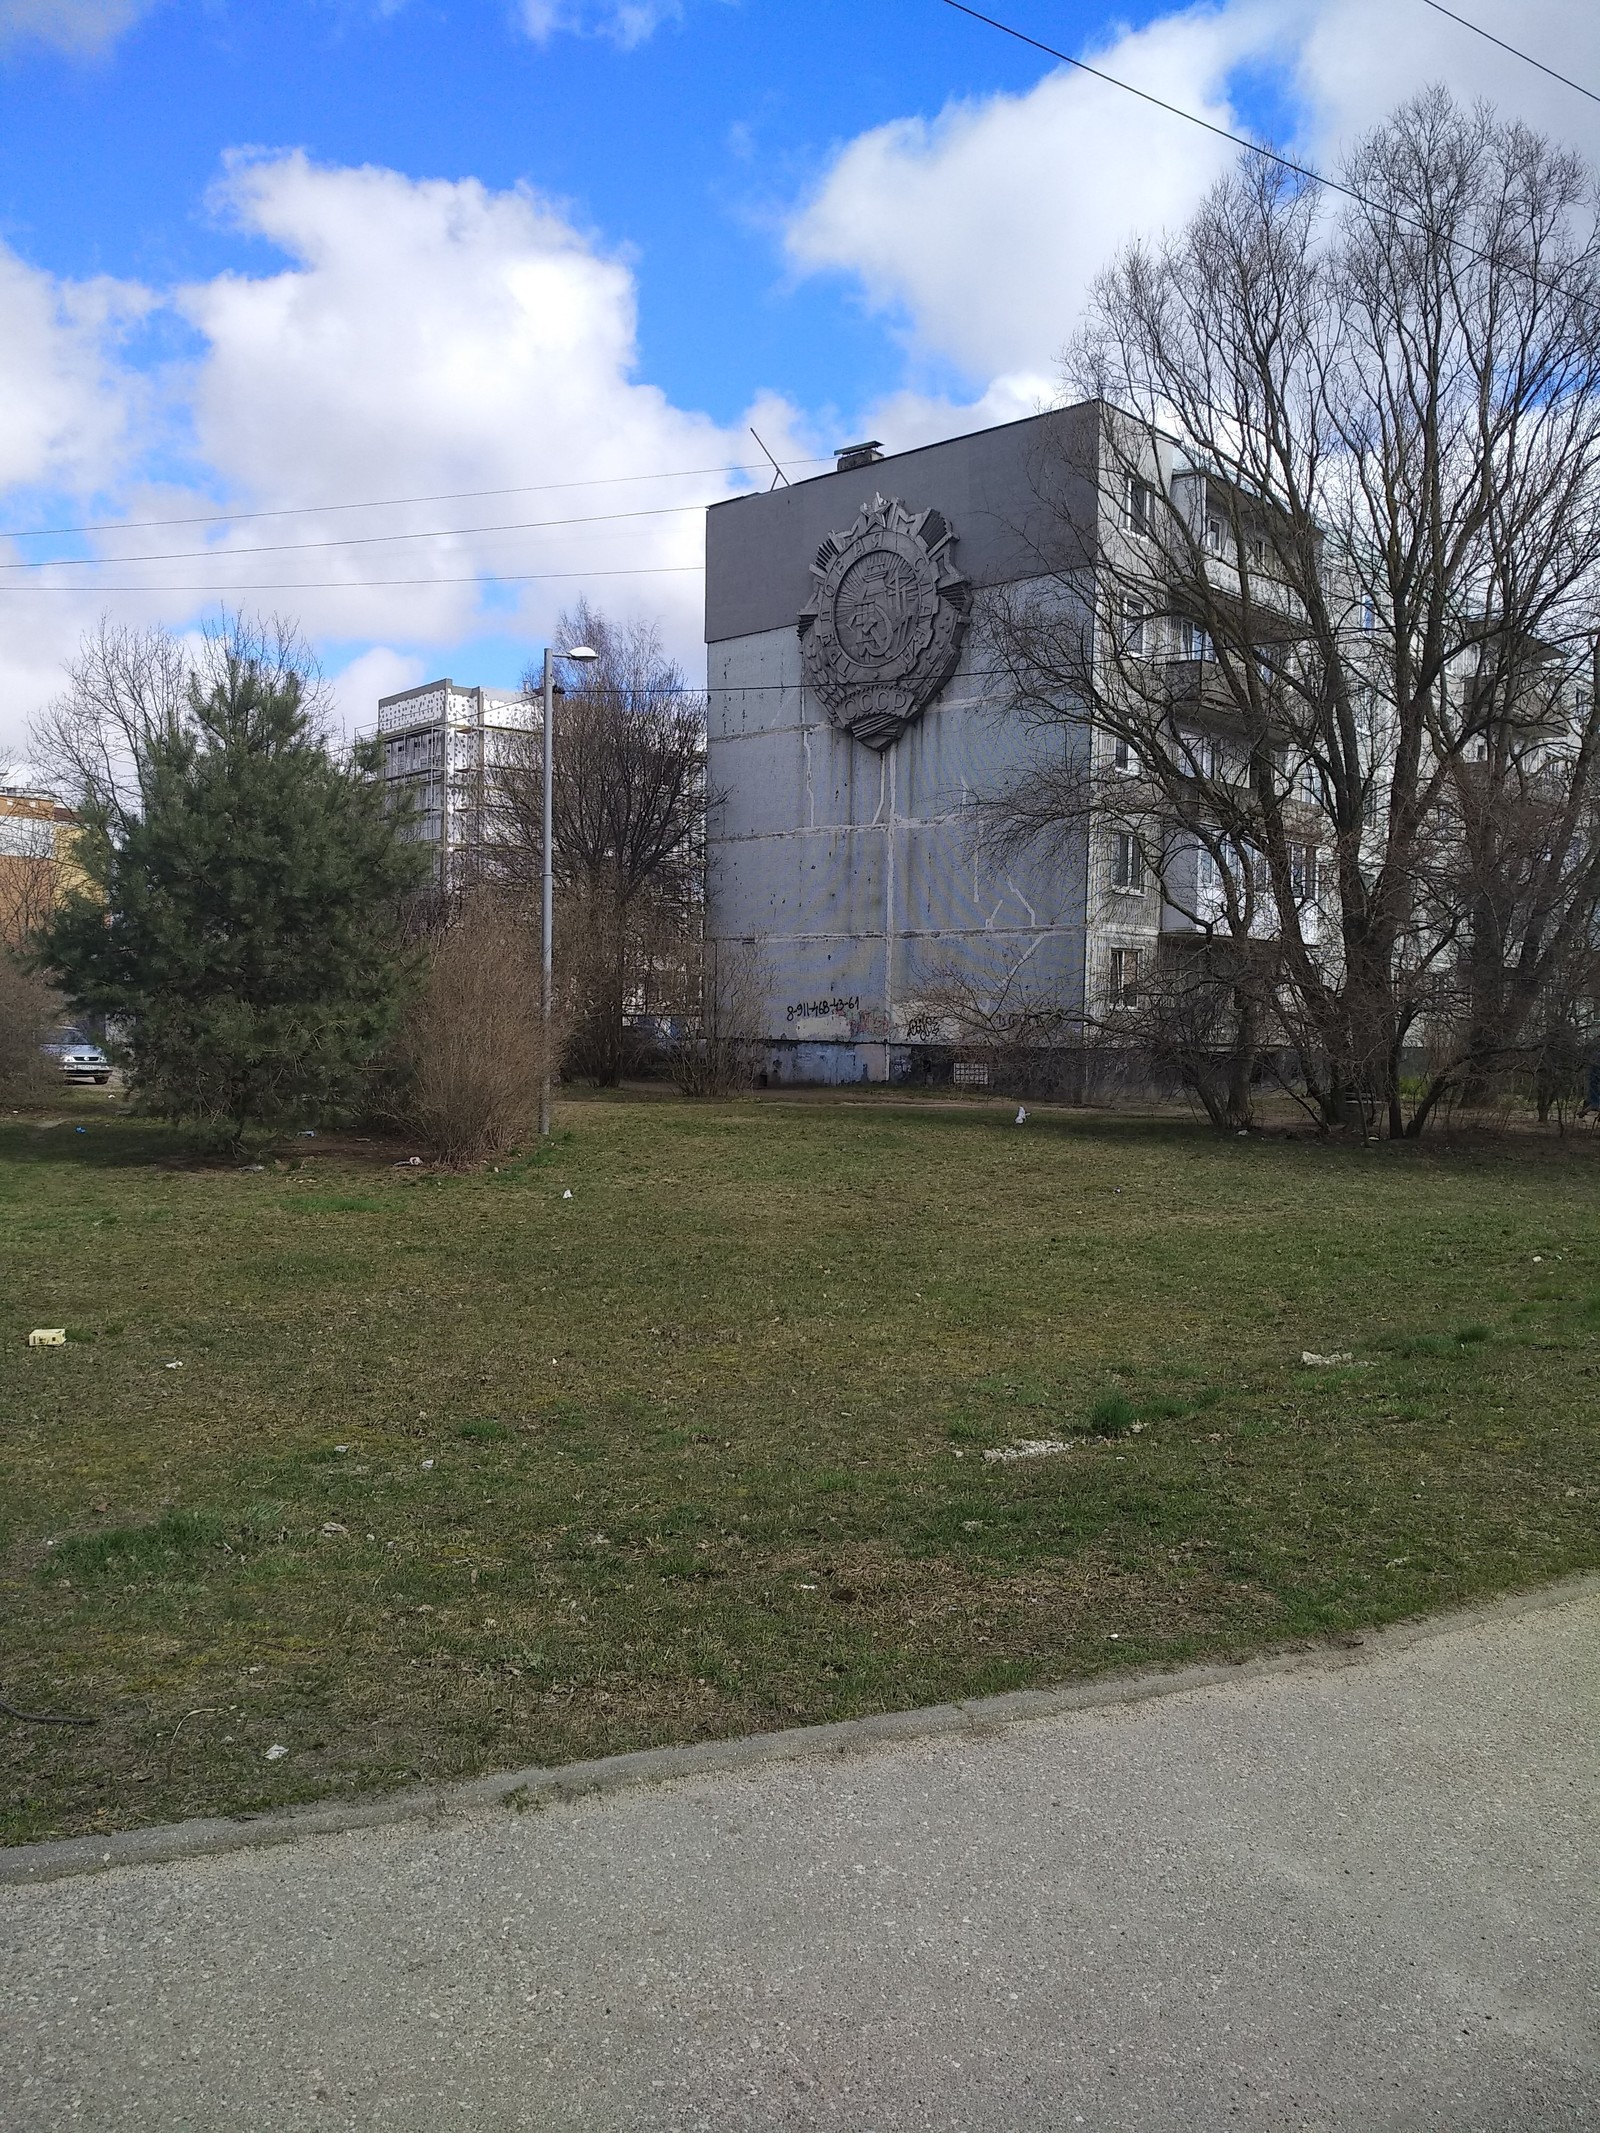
(43, 1026, 112, 1084)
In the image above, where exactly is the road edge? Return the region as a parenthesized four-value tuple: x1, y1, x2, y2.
(5, 1570, 1597, 1888)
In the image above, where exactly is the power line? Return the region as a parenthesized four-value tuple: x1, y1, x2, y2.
(937, 0, 1600, 320)
(0, 497, 717, 572)
(1, 457, 830, 544)
(939, 0, 1355, 203)
(1418, 0, 1600, 108)
(0, 562, 703, 595)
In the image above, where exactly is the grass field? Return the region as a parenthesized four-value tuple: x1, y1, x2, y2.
(2, 1088, 1597, 1845)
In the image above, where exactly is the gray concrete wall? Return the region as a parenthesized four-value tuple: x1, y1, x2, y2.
(706, 406, 1103, 1083)
(706, 404, 1101, 646)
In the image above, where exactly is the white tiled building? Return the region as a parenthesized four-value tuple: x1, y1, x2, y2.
(374, 679, 536, 891)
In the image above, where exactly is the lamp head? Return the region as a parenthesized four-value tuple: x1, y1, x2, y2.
(564, 645, 599, 663)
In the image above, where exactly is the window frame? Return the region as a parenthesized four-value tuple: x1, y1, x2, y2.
(1111, 831, 1146, 894)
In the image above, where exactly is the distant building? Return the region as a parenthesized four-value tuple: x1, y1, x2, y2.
(374, 679, 537, 892)
(0, 785, 84, 945)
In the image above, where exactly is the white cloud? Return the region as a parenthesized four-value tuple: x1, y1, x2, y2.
(0, 250, 148, 492)
(517, 0, 681, 49)
(172, 151, 746, 668)
(0, 153, 772, 758)
(786, 0, 1600, 392)
(787, 4, 1276, 384)
(324, 644, 428, 745)
(1292, 0, 1600, 160)
(0, 0, 156, 55)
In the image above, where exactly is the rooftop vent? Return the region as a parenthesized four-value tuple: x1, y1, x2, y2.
(834, 440, 884, 473)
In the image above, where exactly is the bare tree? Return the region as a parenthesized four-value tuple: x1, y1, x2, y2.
(0, 949, 60, 1100)
(987, 91, 1600, 1135)
(30, 613, 325, 835)
(493, 602, 707, 1086)
(905, 949, 1080, 1098)
(0, 804, 66, 948)
(670, 935, 769, 1097)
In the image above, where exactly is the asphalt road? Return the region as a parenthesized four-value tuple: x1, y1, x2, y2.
(3, 1584, 1597, 2131)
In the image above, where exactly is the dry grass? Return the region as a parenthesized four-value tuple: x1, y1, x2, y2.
(2, 1088, 1597, 1844)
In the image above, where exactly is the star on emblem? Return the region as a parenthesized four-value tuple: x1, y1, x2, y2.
(798, 495, 971, 749)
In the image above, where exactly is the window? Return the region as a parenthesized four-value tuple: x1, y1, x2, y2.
(1126, 475, 1155, 533)
(1197, 844, 1222, 893)
(1298, 756, 1320, 805)
(1181, 620, 1216, 662)
(1111, 832, 1145, 892)
(1204, 513, 1225, 555)
(1111, 733, 1139, 774)
(1184, 731, 1219, 779)
(1361, 596, 1377, 634)
(1109, 947, 1140, 1007)
(1289, 842, 1319, 901)
(1116, 594, 1149, 659)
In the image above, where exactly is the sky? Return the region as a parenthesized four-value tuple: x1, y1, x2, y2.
(1, 0, 1597, 763)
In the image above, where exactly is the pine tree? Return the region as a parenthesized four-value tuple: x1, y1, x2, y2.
(41, 647, 426, 1148)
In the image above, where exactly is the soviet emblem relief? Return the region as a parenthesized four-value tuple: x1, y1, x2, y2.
(798, 495, 971, 750)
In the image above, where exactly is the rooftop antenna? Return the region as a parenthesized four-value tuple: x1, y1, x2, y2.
(749, 427, 790, 490)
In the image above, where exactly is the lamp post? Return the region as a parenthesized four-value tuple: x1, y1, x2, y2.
(540, 642, 598, 1138)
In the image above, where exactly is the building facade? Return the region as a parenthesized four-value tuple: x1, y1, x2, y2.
(375, 679, 537, 892)
(705, 405, 1108, 1084)
(709, 398, 1598, 1102)
(0, 785, 84, 946)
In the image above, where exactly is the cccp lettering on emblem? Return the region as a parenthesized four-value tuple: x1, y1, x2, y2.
(798, 495, 971, 750)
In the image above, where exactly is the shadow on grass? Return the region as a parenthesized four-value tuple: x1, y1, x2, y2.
(0, 1103, 426, 1176)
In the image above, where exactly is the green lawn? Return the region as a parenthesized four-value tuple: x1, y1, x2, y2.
(2, 1089, 1597, 1844)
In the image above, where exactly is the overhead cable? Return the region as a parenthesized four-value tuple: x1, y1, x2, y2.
(1418, 0, 1600, 107)
(0, 563, 703, 595)
(2, 457, 829, 544)
(0, 498, 716, 572)
(937, 0, 1600, 321)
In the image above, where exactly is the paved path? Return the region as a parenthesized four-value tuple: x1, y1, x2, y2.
(3, 1585, 1597, 2131)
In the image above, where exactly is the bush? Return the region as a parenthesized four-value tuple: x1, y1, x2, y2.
(383, 894, 554, 1167)
(671, 937, 768, 1098)
(0, 951, 59, 1103)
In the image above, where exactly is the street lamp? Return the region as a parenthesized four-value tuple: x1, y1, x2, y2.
(540, 642, 598, 1138)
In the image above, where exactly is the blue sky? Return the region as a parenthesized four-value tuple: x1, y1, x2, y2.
(0, 0, 1065, 418)
(0, 0, 1595, 754)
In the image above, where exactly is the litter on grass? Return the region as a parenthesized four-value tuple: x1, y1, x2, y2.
(984, 1438, 1074, 1464)
(27, 1328, 66, 1348)
(1301, 1350, 1357, 1367)
(562, 1189, 573, 1200)
(163, 1359, 183, 1369)
(264, 1744, 288, 1761)
(1015, 1107, 1028, 1125)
